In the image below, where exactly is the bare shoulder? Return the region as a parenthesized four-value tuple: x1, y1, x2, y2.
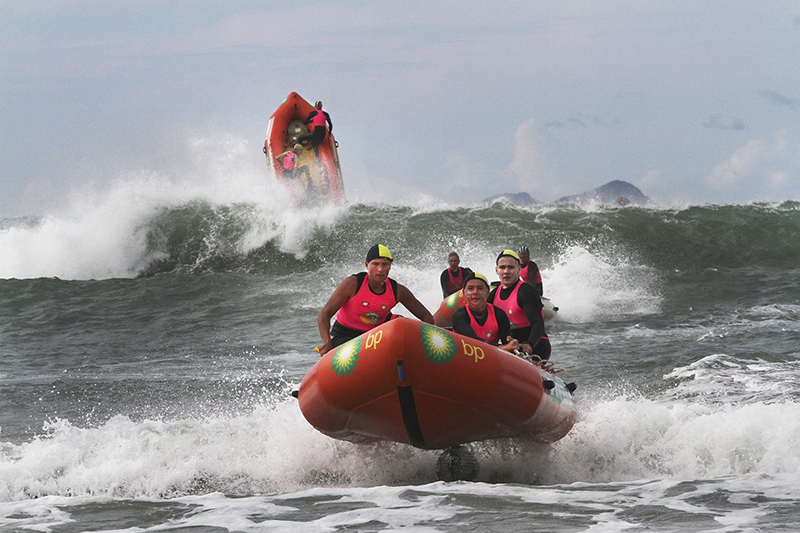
(337, 274, 359, 294)
(396, 282, 415, 299)
(324, 275, 359, 305)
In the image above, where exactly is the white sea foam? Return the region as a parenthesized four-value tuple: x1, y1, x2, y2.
(5, 473, 799, 532)
(550, 394, 800, 484)
(0, 132, 346, 280)
(665, 353, 800, 404)
(3, 382, 800, 502)
(542, 245, 663, 323)
(382, 242, 663, 324)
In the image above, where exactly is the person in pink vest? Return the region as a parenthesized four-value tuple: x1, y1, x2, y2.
(297, 101, 333, 146)
(487, 249, 551, 360)
(518, 246, 543, 296)
(276, 144, 311, 187)
(451, 273, 519, 353)
(276, 144, 299, 174)
(317, 244, 434, 355)
(439, 251, 473, 298)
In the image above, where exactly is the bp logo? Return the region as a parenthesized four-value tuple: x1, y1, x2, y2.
(444, 290, 462, 309)
(419, 324, 457, 366)
(330, 337, 361, 377)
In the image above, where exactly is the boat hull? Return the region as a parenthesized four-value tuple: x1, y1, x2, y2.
(298, 318, 576, 450)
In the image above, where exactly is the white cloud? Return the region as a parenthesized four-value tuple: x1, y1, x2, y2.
(706, 131, 790, 188)
(704, 131, 800, 203)
(507, 119, 553, 193)
(446, 150, 480, 189)
(637, 169, 663, 188)
(4, 2, 800, 213)
(707, 139, 769, 187)
(770, 171, 788, 188)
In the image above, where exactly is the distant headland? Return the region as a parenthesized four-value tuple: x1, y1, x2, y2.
(483, 180, 650, 207)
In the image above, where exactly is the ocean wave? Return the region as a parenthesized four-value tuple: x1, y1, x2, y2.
(3, 388, 800, 500)
(2, 200, 800, 280)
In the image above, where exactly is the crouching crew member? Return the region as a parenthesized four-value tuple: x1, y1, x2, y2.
(452, 272, 519, 353)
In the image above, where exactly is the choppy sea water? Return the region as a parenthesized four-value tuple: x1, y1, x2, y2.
(2, 195, 800, 532)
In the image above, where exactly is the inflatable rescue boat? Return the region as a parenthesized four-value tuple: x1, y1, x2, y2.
(434, 290, 558, 329)
(298, 317, 576, 451)
(264, 92, 345, 205)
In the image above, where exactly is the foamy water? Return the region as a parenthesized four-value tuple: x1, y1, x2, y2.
(2, 181, 800, 530)
(4, 354, 800, 504)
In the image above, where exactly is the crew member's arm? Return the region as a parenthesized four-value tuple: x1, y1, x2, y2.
(397, 284, 434, 324)
(494, 307, 519, 353)
(303, 110, 317, 125)
(500, 337, 520, 353)
(451, 307, 477, 338)
(325, 112, 333, 133)
(317, 276, 358, 355)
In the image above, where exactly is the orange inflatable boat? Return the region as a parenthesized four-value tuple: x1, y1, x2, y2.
(264, 92, 345, 205)
(298, 317, 576, 450)
(433, 289, 467, 328)
(434, 290, 558, 329)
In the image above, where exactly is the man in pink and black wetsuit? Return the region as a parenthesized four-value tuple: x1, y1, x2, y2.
(487, 249, 551, 360)
(439, 251, 473, 298)
(317, 244, 434, 355)
(297, 101, 333, 146)
(451, 272, 519, 353)
(518, 246, 543, 297)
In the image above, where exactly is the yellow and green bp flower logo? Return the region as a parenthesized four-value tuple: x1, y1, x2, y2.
(419, 324, 457, 366)
(444, 290, 462, 309)
(330, 337, 361, 377)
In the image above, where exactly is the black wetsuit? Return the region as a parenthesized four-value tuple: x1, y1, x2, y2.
(522, 260, 544, 297)
(487, 280, 551, 360)
(297, 110, 333, 145)
(440, 266, 473, 298)
(451, 304, 512, 347)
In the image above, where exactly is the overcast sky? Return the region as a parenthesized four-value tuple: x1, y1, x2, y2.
(2, 1, 800, 216)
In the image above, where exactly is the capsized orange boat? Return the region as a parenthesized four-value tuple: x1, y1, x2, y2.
(264, 92, 345, 205)
(297, 317, 576, 451)
(433, 290, 558, 329)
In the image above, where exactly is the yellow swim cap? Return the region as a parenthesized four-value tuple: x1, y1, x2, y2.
(496, 249, 520, 263)
(465, 272, 490, 289)
(366, 244, 393, 262)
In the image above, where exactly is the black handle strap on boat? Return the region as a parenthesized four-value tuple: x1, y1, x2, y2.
(396, 360, 429, 449)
